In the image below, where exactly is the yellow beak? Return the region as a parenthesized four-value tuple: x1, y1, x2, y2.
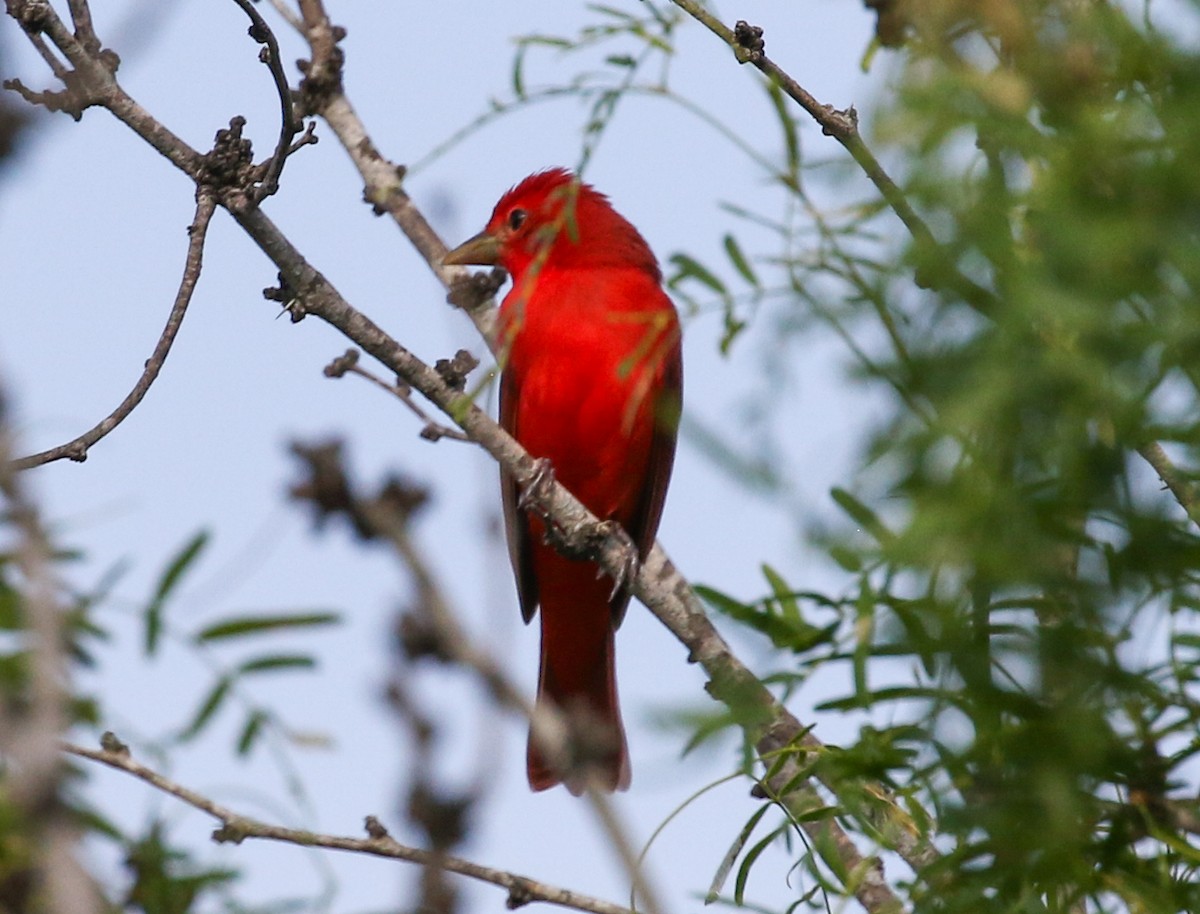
(442, 230, 501, 266)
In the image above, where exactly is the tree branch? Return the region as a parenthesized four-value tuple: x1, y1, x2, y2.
(62, 738, 637, 914)
(1137, 442, 1200, 528)
(13, 191, 216, 469)
(229, 0, 302, 200)
(666, 0, 998, 315)
(322, 348, 474, 443)
(0, 386, 104, 913)
(289, 0, 499, 342)
(288, 440, 669, 914)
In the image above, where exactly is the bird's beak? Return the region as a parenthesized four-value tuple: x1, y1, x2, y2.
(442, 230, 501, 267)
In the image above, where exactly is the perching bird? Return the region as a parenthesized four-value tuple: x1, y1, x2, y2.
(444, 169, 682, 793)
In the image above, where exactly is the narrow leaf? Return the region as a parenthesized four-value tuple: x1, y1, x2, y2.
(668, 253, 727, 296)
(194, 611, 340, 644)
(734, 827, 783, 904)
(723, 233, 759, 287)
(765, 79, 800, 179)
(237, 655, 315, 675)
(236, 710, 266, 757)
(177, 674, 231, 742)
(145, 530, 210, 657)
(706, 805, 771, 903)
(830, 488, 893, 544)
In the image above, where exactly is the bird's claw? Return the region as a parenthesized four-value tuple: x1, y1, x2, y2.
(518, 457, 556, 512)
(594, 520, 640, 601)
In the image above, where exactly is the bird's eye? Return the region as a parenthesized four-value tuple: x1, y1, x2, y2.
(508, 208, 527, 231)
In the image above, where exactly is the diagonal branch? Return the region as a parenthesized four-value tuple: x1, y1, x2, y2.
(1138, 442, 1200, 528)
(666, 0, 998, 316)
(13, 192, 217, 469)
(63, 738, 636, 914)
(290, 0, 499, 343)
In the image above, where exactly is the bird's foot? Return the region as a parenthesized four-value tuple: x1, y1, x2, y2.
(517, 457, 556, 512)
(593, 520, 640, 601)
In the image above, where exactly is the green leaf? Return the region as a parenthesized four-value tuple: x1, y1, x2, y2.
(176, 674, 231, 742)
(765, 79, 800, 180)
(587, 4, 637, 23)
(236, 655, 316, 675)
(668, 252, 728, 296)
(144, 530, 210, 657)
(829, 544, 863, 572)
(605, 54, 637, 68)
(762, 564, 800, 622)
(236, 710, 266, 757)
(706, 804, 771, 903)
(193, 611, 340, 644)
(830, 488, 893, 545)
(734, 825, 784, 904)
(723, 233, 759, 287)
(720, 307, 746, 356)
(696, 584, 836, 654)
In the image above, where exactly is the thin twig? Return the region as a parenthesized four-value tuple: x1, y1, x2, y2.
(322, 350, 472, 443)
(229, 0, 302, 200)
(63, 738, 635, 914)
(13, 192, 217, 469)
(667, 0, 998, 315)
(1138, 442, 1200, 528)
(66, 0, 98, 50)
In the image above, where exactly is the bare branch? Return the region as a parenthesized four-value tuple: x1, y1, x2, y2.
(1138, 442, 1200, 528)
(13, 192, 217, 469)
(322, 348, 474, 443)
(288, 0, 499, 343)
(63, 738, 637, 914)
(229, 0, 302, 200)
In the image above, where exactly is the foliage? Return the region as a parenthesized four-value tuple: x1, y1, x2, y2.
(673, 2, 1200, 912)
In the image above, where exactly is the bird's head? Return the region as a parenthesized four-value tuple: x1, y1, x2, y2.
(443, 168, 659, 280)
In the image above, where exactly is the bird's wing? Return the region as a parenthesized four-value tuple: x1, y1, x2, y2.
(500, 368, 540, 624)
(610, 326, 683, 627)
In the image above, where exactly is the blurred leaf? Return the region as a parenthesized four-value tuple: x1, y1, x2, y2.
(124, 821, 239, 914)
(681, 414, 781, 493)
(236, 710, 266, 757)
(144, 530, 210, 658)
(176, 674, 231, 743)
(668, 252, 727, 297)
(236, 655, 316, 675)
(723, 233, 760, 287)
(193, 611, 340, 644)
(765, 79, 799, 181)
(830, 488, 893, 545)
(696, 584, 837, 654)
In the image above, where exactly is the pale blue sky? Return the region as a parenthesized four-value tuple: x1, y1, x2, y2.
(3, 2, 889, 911)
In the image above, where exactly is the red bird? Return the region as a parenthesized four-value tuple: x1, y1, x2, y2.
(444, 169, 682, 793)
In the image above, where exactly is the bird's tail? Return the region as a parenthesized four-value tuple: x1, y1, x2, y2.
(527, 605, 630, 794)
